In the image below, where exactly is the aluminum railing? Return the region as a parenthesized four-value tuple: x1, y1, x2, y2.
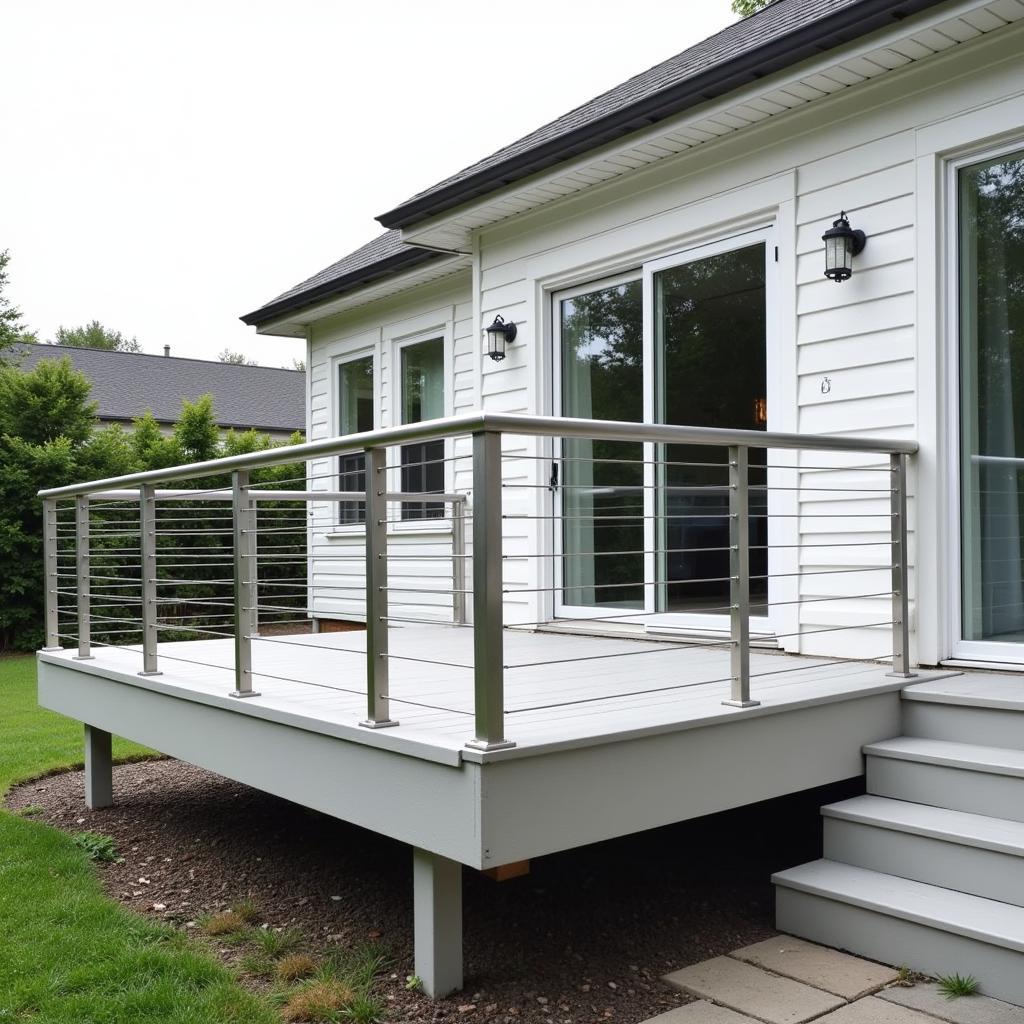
(39, 412, 918, 751)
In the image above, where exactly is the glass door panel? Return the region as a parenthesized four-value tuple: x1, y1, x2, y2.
(653, 242, 768, 619)
(959, 149, 1024, 650)
(559, 279, 644, 611)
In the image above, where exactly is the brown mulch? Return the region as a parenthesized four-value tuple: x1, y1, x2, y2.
(6, 760, 861, 1024)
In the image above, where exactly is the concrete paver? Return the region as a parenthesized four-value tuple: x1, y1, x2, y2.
(814, 995, 952, 1023)
(730, 935, 900, 1000)
(879, 983, 1024, 1024)
(640, 1002, 760, 1024)
(662, 956, 845, 1024)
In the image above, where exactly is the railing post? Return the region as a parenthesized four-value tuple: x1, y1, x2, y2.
(724, 445, 757, 708)
(467, 430, 514, 751)
(41, 498, 62, 650)
(888, 452, 916, 679)
(362, 446, 397, 728)
(230, 470, 260, 698)
(138, 484, 161, 675)
(74, 495, 93, 660)
(451, 495, 467, 626)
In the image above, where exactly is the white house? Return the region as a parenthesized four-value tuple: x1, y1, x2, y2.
(38, 0, 1024, 1004)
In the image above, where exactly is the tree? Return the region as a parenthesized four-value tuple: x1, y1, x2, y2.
(53, 320, 142, 352)
(291, 358, 306, 372)
(218, 348, 257, 365)
(0, 249, 33, 355)
(0, 356, 96, 446)
(732, 0, 772, 15)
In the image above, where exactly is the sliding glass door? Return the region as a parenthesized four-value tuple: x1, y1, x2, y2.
(652, 241, 768, 625)
(555, 230, 772, 626)
(958, 147, 1024, 660)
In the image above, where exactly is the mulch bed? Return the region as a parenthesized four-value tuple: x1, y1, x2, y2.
(6, 760, 860, 1024)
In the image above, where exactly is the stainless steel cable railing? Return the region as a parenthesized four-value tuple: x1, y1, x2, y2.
(39, 411, 917, 752)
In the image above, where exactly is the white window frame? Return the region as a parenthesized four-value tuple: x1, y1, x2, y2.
(946, 136, 1024, 666)
(552, 225, 785, 637)
(329, 344, 379, 536)
(387, 323, 454, 533)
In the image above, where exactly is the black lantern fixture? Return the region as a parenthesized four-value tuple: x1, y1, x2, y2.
(822, 211, 866, 283)
(485, 315, 517, 362)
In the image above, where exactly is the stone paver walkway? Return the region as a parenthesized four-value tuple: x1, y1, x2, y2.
(649, 935, 1024, 1024)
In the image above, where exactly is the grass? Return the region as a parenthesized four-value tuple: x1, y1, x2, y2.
(0, 653, 279, 1022)
(937, 972, 980, 999)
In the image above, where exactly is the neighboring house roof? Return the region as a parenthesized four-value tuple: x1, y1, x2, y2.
(242, 0, 948, 328)
(15, 344, 305, 435)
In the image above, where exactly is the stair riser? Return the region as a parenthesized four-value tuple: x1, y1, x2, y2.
(776, 886, 1024, 1005)
(904, 701, 1024, 751)
(867, 757, 1024, 823)
(823, 817, 1024, 906)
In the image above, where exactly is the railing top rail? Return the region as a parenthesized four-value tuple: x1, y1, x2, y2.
(38, 411, 917, 499)
(86, 489, 467, 503)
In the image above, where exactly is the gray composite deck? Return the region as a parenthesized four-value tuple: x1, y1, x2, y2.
(36, 624, 935, 763)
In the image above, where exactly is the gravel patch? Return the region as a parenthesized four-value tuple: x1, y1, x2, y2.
(7, 759, 859, 1023)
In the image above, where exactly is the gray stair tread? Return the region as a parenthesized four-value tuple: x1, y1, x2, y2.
(823, 795, 1024, 856)
(903, 674, 1024, 711)
(772, 860, 1024, 953)
(864, 737, 1024, 777)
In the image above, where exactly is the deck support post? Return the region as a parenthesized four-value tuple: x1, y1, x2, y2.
(139, 484, 161, 676)
(84, 724, 113, 809)
(724, 445, 758, 708)
(362, 446, 398, 728)
(74, 495, 93, 660)
(887, 452, 916, 679)
(230, 470, 260, 698)
(466, 430, 514, 751)
(41, 498, 62, 651)
(413, 847, 463, 998)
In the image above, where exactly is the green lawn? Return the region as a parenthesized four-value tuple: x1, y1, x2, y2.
(0, 654, 277, 1023)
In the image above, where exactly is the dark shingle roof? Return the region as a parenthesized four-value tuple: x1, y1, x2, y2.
(378, 0, 948, 228)
(244, 0, 948, 327)
(240, 230, 444, 328)
(16, 344, 305, 435)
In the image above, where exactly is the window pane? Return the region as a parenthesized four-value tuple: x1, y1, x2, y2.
(560, 279, 644, 608)
(401, 338, 445, 520)
(960, 151, 1024, 642)
(655, 243, 766, 616)
(338, 356, 374, 524)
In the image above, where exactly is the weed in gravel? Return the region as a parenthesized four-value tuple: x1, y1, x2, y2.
(276, 953, 318, 983)
(238, 950, 277, 979)
(330, 942, 388, 990)
(201, 910, 248, 936)
(251, 926, 303, 958)
(344, 991, 385, 1023)
(937, 973, 980, 999)
(15, 804, 43, 817)
(231, 899, 262, 924)
(281, 978, 355, 1022)
(71, 831, 120, 863)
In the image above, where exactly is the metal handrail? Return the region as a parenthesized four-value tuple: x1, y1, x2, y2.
(39, 413, 916, 752)
(37, 412, 917, 499)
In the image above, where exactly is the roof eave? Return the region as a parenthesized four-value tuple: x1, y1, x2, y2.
(240, 247, 444, 328)
(377, 0, 948, 230)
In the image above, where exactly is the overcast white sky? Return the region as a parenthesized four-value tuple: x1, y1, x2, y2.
(2, 1, 735, 367)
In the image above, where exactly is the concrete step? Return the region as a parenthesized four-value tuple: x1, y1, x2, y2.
(822, 794, 1024, 905)
(865, 737, 1024, 822)
(903, 674, 1024, 751)
(773, 859, 1024, 1006)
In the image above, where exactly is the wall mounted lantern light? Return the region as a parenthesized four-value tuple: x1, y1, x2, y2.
(822, 211, 867, 283)
(485, 315, 518, 362)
